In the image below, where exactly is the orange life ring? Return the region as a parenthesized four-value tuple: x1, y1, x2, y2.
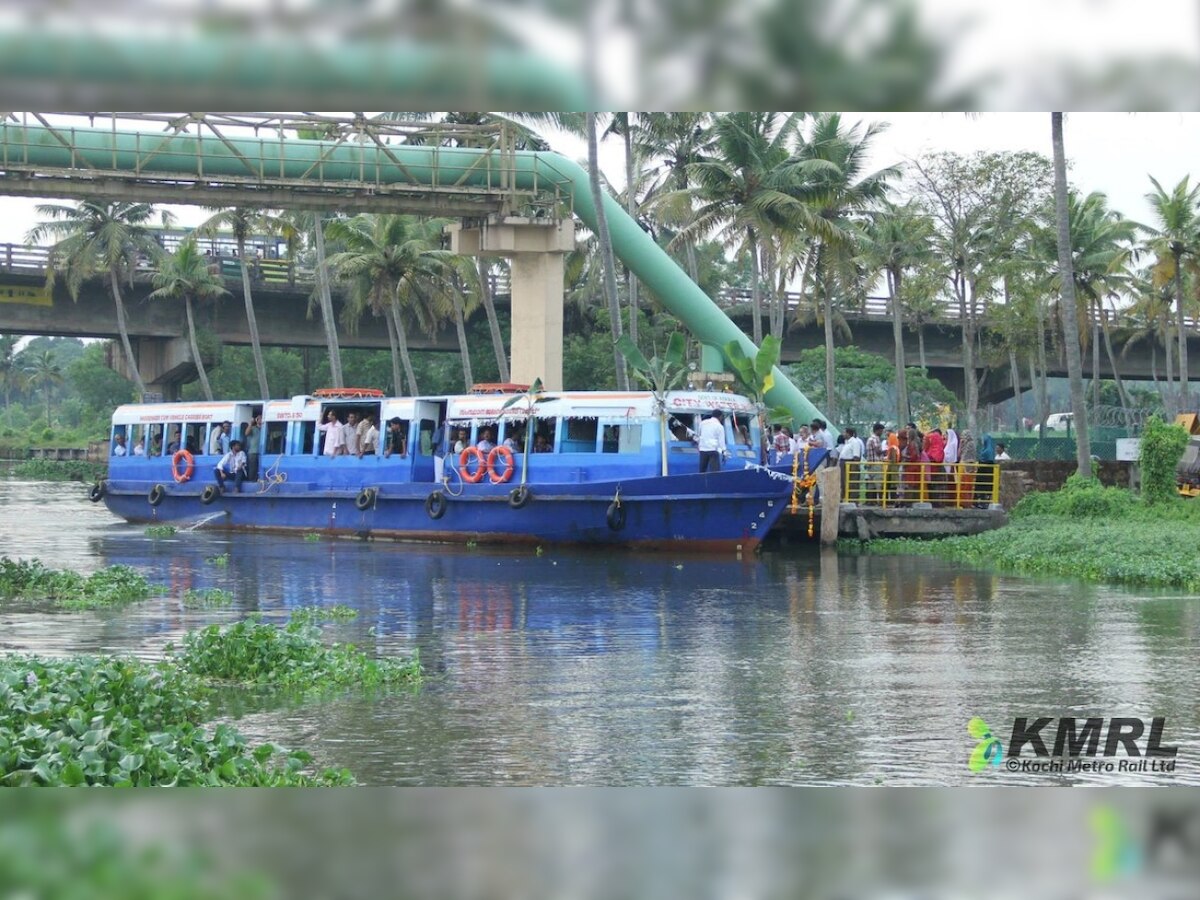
(487, 445, 515, 483)
(459, 447, 485, 483)
(172, 449, 195, 483)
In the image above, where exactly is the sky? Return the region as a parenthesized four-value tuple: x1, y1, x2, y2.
(1, 113, 1197, 244)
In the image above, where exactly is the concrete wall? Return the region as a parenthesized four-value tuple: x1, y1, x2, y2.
(998, 460, 1134, 510)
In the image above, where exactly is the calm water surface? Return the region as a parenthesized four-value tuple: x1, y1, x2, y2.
(3, 478, 1198, 785)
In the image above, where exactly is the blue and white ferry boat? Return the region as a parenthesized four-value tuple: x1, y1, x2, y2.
(94, 386, 795, 551)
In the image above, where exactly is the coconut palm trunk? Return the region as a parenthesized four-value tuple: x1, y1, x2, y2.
(478, 258, 510, 382)
(312, 217, 344, 388)
(1051, 112, 1092, 477)
(183, 294, 214, 401)
(748, 228, 764, 345)
(1008, 349, 1022, 429)
(1174, 249, 1189, 407)
(451, 287, 474, 389)
(388, 298, 419, 396)
(888, 265, 909, 427)
(383, 308, 404, 395)
(587, 113, 629, 390)
(1097, 302, 1131, 427)
(236, 237, 270, 400)
(623, 122, 639, 346)
(108, 269, 147, 395)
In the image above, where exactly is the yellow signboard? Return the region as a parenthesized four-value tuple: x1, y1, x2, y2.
(0, 284, 53, 307)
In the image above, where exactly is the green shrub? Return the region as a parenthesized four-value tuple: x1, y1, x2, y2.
(1011, 474, 1130, 520)
(206, 553, 230, 568)
(1140, 416, 1189, 504)
(144, 524, 178, 538)
(0, 654, 353, 786)
(11, 459, 106, 482)
(291, 604, 359, 624)
(174, 619, 420, 690)
(182, 588, 235, 608)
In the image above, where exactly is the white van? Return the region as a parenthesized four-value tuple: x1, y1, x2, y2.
(1045, 412, 1073, 431)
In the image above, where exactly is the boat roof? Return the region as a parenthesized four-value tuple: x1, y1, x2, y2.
(114, 391, 757, 424)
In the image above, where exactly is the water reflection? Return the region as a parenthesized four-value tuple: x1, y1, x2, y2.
(2, 478, 1199, 785)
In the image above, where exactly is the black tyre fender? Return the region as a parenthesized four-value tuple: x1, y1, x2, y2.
(355, 487, 377, 511)
(148, 484, 167, 507)
(606, 500, 626, 532)
(425, 490, 448, 520)
(508, 485, 532, 509)
(88, 482, 105, 503)
(200, 485, 220, 505)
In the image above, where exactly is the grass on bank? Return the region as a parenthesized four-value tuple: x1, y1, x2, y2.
(858, 476, 1200, 591)
(0, 557, 159, 610)
(10, 459, 107, 483)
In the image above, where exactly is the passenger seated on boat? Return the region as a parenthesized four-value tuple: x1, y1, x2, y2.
(112, 433, 128, 456)
(503, 424, 524, 452)
(452, 428, 469, 454)
(214, 440, 248, 493)
(167, 430, 181, 453)
(476, 428, 496, 453)
(132, 438, 145, 457)
(149, 433, 163, 457)
(384, 417, 407, 458)
(534, 434, 552, 453)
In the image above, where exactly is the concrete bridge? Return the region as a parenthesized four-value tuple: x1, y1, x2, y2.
(0, 241, 1178, 401)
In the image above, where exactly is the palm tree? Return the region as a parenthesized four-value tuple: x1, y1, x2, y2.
(196, 207, 289, 400)
(27, 201, 171, 396)
(684, 112, 805, 346)
(1050, 113, 1091, 477)
(1143, 174, 1200, 409)
(638, 113, 714, 283)
(147, 238, 230, 401)
(786, 113, 899, 424)
(0, 336, 24, 423)
(26, 350, 63, 426)
(325, 214, 456, 395)
(586, 112, 629, 391)
(860, 200, 934, 427)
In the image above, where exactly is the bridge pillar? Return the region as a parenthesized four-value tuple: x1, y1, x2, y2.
(448, 216, 575, 391)
(108, 336, 195, 401)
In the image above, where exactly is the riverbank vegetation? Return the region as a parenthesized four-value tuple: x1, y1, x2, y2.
(9, 458, 106, 482)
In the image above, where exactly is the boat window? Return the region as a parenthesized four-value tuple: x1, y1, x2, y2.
(500, 419, 530, 453)
(144, 424, 164, 457)
(474, 421, 499, 448)
(265, 422, 287, 454)
(298, 420, 316, 455)
(164, 424, 183, 453)
(733, 414, 756, 452)
(668, 414, 697, 442)
(561, 417, 599, 453)
(533, 417, 557, 453)
(602, 423, 643, 453)
(182, 423, 205, 455)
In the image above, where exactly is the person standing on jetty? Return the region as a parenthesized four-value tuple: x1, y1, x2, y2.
(697, 410, 728, 473)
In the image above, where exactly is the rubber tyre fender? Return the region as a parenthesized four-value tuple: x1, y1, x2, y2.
(606, 500, 626, 532)
(200, 485, 220, 505)
(355, 487, 376, 511)
(148, 484, 167, 507)
(508, 485, 532, 509)
(425, 490, 448, 520)
(88, 482, 105, 503)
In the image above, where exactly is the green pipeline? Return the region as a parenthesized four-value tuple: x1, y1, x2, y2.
(0, 123, 830, 426)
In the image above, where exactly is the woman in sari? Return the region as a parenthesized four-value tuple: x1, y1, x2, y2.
(901, 426, 922, 505)
(923, 428, 946, 506)
(957, 429, 977, 508)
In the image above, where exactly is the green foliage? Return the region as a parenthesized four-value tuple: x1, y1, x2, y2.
(616, 332, 687, 396)
(182, 588, 235, 608)
(144, 524, 178, 537)
(11, 459, 106, 482)
(290, 604, 359, 624)
(1140, 416, 1189, 503)
(0, 654, 352, 786)
(1011, 475, 1130, 520)
(303, 532, 321, 542)
(863, 515, 1200, 591)
(0, 558, 157, 610)
(175, 619, 420, 690)
(206, 553, 230, 568)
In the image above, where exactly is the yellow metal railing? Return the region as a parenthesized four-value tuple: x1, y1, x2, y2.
(840, 461, 1001, 509)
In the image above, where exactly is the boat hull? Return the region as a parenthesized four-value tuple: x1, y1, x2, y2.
(100, 469, 792, 552)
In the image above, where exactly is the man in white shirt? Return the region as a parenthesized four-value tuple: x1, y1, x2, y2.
(132, 438, 145, 457)
(696, 410, 728, 473)
(318, 410, 346, 456)
(112, 433, 128, 456)
(214, 440, 248, 493)
(209, 421, 231, 456)
(839, 427, 864, 499)
(358, 415, 380, 458)
(995, 442, 1011, 461)
(343, 412, 362, 456)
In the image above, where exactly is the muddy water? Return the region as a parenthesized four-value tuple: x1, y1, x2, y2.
(3, 478, 1198, 785)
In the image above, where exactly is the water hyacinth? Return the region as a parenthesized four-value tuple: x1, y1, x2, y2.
(0, 655, 353, 786)
(174, 619, 420, 690)
(0, 557, 158, 610)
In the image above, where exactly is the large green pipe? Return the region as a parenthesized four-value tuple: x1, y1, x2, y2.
(0, 33, 589, 110)
(0, 123, 829, 426)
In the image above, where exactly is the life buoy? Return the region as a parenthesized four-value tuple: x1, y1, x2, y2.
(487, 446, 515, 483)
(172, 450, 195, 484)
(355, 487, 376, 511)
(200, 485, 219, 505)
(148, 484, 166, 506)
(88, 482, 105, 503)
(508, 485, 532, 509)
(606, 500, 626, 531)
(459, 447, 485, 483)
(425, 490, 447, 519)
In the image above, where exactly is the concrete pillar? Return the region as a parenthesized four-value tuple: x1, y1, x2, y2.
(448, 216, 575, 391)
(109, 336, 194, 401)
